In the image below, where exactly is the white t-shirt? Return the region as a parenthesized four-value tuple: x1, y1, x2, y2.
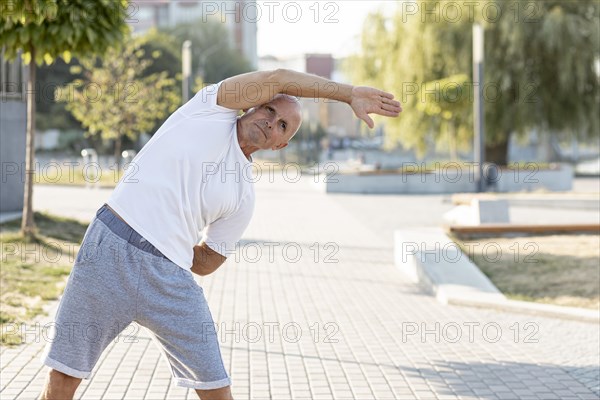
(107, 82, 255, 270)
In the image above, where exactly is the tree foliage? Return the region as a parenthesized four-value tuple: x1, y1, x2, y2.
(57, 36, 181, 167)
(137, 28, 182, 80)
(35, 57, 85, 131)
(0, 0, 129, 64)
(0, 0, 130, 238)
(165, 17, 253, 84)
(35, 28, 182, 135)
(346, 0, 600, 164)
(420, 74, 472, 160)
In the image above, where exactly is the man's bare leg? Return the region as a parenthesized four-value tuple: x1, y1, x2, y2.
(195, 385, 234, 400)
(38, 369, 82, 400)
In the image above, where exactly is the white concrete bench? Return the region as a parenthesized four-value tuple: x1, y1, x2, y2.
(393, 227, 506, 304)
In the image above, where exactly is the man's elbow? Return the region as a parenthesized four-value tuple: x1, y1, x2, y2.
(270, 68, 283, 78)
(192, 267, 211, 277)
(191, 260, 224, 276)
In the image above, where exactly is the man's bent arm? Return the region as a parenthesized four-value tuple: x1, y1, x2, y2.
(217, 69, 351, 110)
(217, 69, 402, 128)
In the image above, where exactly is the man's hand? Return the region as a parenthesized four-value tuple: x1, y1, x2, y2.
(191, 243, 226, 276)
(217, 68, 402, 128)
(350, 86, 403, 129)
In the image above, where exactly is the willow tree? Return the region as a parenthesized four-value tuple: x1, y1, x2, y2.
(345, 3, 472, 158)
(0, 0, 129, 239)
(347, 0, 599, 165)
(484, 0, 600, 164)
(420, 74, 472, 160)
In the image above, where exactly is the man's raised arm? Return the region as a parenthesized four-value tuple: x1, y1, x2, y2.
(217, 69, 402, 128)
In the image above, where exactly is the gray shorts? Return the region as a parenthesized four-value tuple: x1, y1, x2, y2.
(40, 204, 231, 390)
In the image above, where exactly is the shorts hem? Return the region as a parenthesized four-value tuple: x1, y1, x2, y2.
(174, 376, 231, 390)
(42, 356, 92, 379)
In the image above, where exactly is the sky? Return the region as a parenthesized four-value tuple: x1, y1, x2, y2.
(256, 1, 397, 58)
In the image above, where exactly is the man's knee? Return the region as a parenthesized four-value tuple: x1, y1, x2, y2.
(195, 385, 233, 400)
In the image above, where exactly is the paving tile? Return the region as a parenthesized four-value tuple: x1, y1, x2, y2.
(3, 178, 599, 399)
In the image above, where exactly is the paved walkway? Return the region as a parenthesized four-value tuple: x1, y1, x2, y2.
(1, 178, 599, 399)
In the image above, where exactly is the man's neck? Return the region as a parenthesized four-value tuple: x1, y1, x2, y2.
(236, 119, 257, 161)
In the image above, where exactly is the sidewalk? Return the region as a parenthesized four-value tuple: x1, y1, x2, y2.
(1, 178, 599, 399)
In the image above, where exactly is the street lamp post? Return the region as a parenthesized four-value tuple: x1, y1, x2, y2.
(182, 40, 192, 104)
(473, 23, 485, 192)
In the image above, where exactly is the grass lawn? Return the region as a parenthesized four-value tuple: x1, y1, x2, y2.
(34, 167, 124, 188)
(33, 160, 315, 188)
(0, 213, 88, 346)
(453, 234, 600, 310)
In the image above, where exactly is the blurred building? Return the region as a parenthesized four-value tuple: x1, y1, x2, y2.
(306, 54, 334, 79)
(0, 49, 27, 213)
(129, 0, 257, 68)
(223, 1, 257, 69)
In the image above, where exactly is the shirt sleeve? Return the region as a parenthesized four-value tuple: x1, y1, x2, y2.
(203, 195, 255, 257)
(178, 80, 241, 118)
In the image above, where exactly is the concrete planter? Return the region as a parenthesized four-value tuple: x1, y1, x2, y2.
(313, 169, 475, 194)
(314, 163, 573, 194)
(490, 163, 574, 192)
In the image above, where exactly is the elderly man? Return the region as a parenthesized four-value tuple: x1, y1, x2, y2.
(38, 69, 402, 400)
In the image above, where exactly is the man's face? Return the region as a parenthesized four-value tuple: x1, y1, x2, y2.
(238, 95, 303, 151)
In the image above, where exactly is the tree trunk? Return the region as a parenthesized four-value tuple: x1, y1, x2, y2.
(485, 136, 510, 166)
(448, 123, 457, 161)
(21, 49, 36, 240)
(114, 134, 122, 170)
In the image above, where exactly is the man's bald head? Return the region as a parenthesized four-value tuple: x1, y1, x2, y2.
(272, 93, 301, 106)
(268, 94, 302, 135)
(237, 93, 304, 155)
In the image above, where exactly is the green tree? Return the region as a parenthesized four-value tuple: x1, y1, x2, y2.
(345, 5, 472, 158)
(485, 0, 599, 163)
(36, 57, 84, 132)
(419, 74, 472, 161)
(0, 0, 129, 239)
(347, 0, 599, 165)
(165, 17, 253, 85)
(58, 37, 181, 169)
(35, 28, 181, 137)
(130, 29, 182, 135)
(138, 28, 181, 80)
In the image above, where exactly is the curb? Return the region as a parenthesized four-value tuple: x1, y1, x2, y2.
(446, 295, 599, 323)
(35, 183, 117, 189)
(394, 227, 600, 324)
(0, 212, 23, 224)
(451, 193, 600, 210)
